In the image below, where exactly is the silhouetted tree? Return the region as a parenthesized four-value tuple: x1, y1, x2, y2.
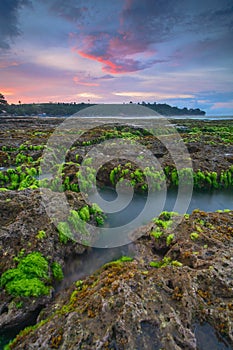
(0, 93, 8, 106)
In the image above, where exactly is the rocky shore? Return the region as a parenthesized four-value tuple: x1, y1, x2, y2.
(0, 116, 232, 349)
(1, 201, 233, 349)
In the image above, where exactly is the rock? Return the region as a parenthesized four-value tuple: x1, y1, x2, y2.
(0, 189, 95, 335)
(7, 211, 233, 349)
(0, 116, 233, 349)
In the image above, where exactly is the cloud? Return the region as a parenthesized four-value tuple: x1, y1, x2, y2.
(114, 91, 194, 99)
(68, 0, 178, 73)
(0, 89, 14, 97)
(94, 74, 115, 80)
(21, 0, 230, 76)
(211, 101, 233, 109)
(77, 49, 155, 73)
(73, 76, 99, 86)
(47, 0, 87, 23)
(77, 92, 102, 99)
(120, 0, 180, 42)
(0, 57, 19, 69)
(192, 2, 233, 32)
(71, 0, 233, 74)
(0, 0, 31, 49)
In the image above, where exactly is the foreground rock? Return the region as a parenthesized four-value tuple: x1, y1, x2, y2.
(0, 188, 100, 336)
(7, 210, 233, 349)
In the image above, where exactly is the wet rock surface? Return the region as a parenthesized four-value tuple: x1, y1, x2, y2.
(0, 189, 94, 336)
(0, 116, 233, 174)
(5, 210, 233, 350)
(0, 116, 233, 349)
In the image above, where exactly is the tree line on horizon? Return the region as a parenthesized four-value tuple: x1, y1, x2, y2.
(0, 93, 205, 116)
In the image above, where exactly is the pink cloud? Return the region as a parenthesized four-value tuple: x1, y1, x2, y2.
(75, 30, 159, 74)
(77, 50, 125, 73)
(72, 4, 161, 75)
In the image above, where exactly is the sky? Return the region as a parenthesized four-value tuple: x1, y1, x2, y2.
(0, 0, 233, 115)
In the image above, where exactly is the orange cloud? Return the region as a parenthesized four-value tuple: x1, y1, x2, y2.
(77, 50, 124, 74)
(0, 89, 15, 96)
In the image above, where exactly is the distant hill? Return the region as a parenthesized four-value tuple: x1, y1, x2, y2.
(2, 102, 205, 116)
(141, 102, 206, 116)
(2, 102, 92, 117)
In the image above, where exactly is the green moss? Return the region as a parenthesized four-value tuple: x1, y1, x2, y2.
(51, 262, 63, 281)
(103, 255, 133, 268)
(15, 301, 23, 309)
(78, 206, 90, 221)
(119, 256, 134, 262)
(150, 257, 171, 268)
(151, 228, 163, 239)
(110, 167, 117, 184)
(4, 278, 50, 297)
(159, 211, 173, 220)
(95, 215, 105, 226)
(190, 232, 199, 240)
(75, 280, 83, 290)
(171, 260, 183, 267)
(90, 203, 106, 226)
(0, 252, 51, 297)
(166, 234, 175, 246)
(18, 252, 49, 278)
(82, 157, 93, 165)
(36, 230, 46, 240)
(68, 210, 81, 229)
(13, 249, 25, 263)
(150, 257, 182, 268)
(90, 203, 103, 215)
(195, 226, 203, 233)
(57, 222, 73, 244)
(153, 218, 173, 229)
(196, 219, 205, 226)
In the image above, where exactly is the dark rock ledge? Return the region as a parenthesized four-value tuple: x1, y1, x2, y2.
(3, 209, 233, 350)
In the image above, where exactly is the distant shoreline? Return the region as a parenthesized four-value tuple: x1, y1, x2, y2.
(1, 102, 206, 117)
(1, 115, 233, 120)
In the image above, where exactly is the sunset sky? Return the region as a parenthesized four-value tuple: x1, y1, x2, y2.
(0, 0, 233, 115)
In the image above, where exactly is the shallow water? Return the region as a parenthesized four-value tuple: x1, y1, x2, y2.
(59, 188, 233, 288)
(98, 187, 233, 226)
(72, 114, 233, 121)
(88, 187, 233, 247)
